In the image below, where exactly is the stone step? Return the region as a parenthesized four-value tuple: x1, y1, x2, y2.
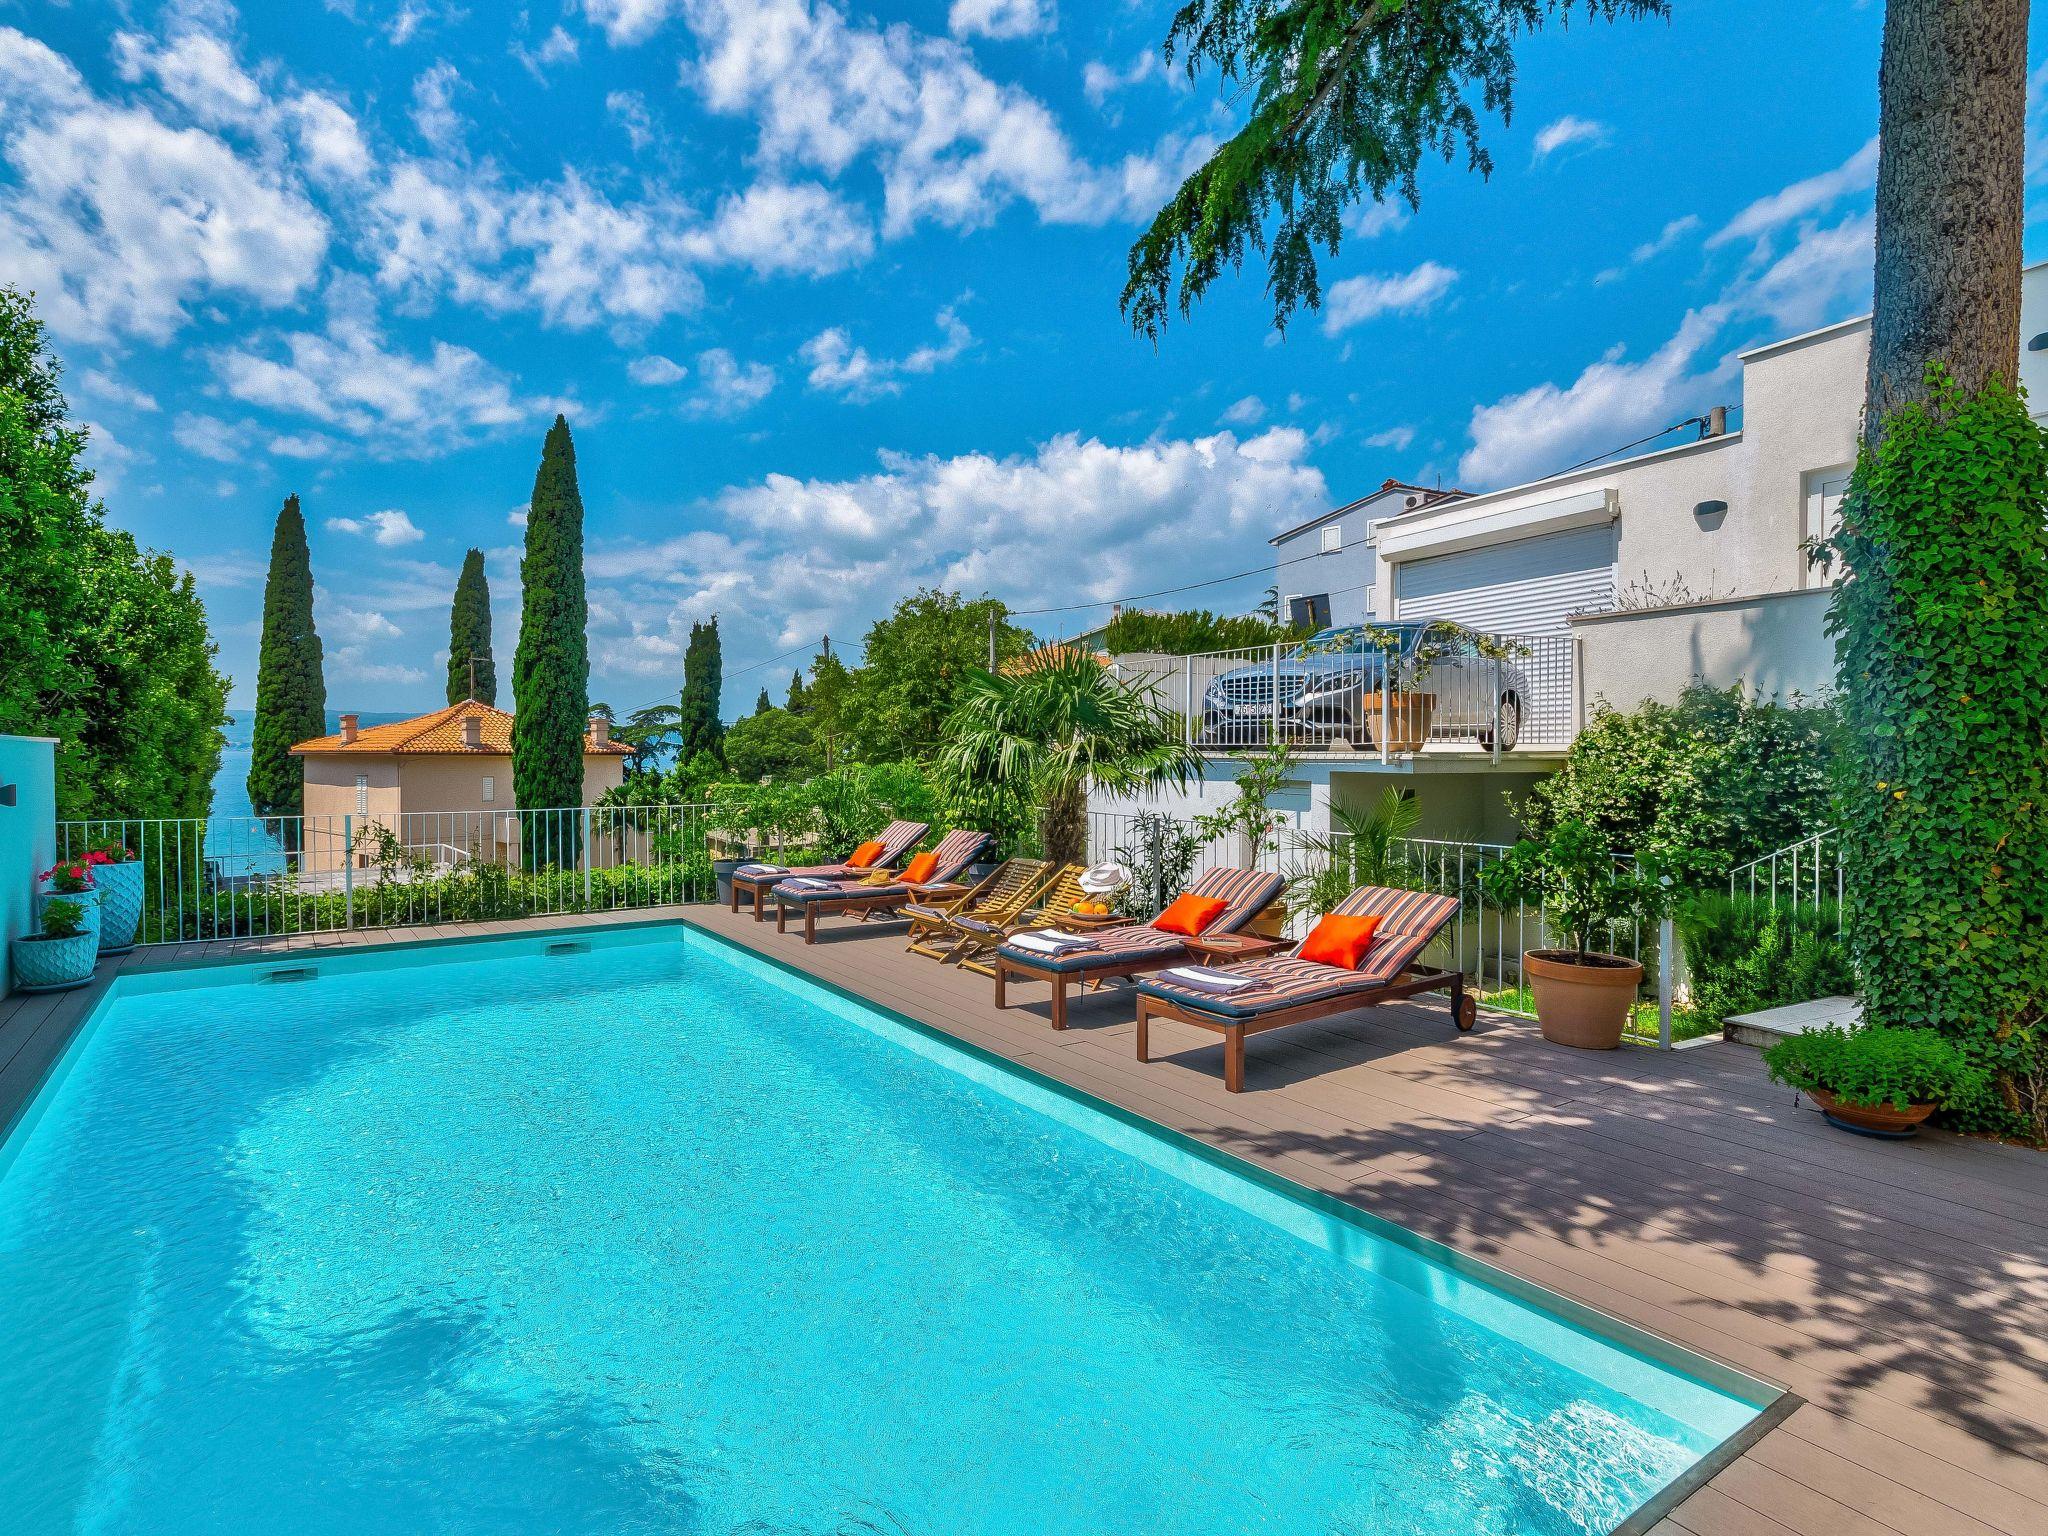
(1722, 995, 1860, 1049)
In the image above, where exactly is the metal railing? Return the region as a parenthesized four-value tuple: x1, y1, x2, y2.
(56, 804, 715, 947)
(1157, 629, 1577, 760)
(1728, 827, 1842, 927)
(1082, 808, 1672, 1045)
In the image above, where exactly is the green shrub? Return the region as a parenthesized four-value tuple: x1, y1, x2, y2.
(1826, 369, 2048, 1142)
(1478, 820, 1674, 961)
(1100, 608, 1309, 654)
(38, 896, 88, 939)
(1764, 1024, 1987, 1111)
(1519, 683, 1839, 874)
(1677, 893, 1854, 1027)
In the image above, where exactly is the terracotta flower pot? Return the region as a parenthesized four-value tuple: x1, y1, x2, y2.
(1808, 1088, 1936, 1139)
(1361, 691, 1435, 753)
(1525, 949, 1645, 1050)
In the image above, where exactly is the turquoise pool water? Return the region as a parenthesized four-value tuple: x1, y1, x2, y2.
(0, 928, 1766, 1535)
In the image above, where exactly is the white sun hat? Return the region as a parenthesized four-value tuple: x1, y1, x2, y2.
(1079, 862, 1131, 895)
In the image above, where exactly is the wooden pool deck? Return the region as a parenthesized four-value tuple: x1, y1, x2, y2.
(5, 903, 2047, 1536)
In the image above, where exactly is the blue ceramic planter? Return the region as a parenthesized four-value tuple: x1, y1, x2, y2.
(10, 930, 97, 992)
(92, 860, 143, 953)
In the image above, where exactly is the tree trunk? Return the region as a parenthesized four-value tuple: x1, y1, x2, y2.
(1038, 781, 1089, 867)
(1865, 0, 2029, 435)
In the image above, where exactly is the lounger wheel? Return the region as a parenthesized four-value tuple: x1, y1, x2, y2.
(1456, 993, 1477, 1032)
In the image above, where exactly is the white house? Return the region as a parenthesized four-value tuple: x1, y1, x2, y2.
(1098, 261, 2048, 846)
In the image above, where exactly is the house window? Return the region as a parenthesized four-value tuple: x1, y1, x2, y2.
(482, 775, 496, 804)
(1802, 466, 1853, 586)
(1318, 523, 1343, 554)
(354, 774, 368, 814)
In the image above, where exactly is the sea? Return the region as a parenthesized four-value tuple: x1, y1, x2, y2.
(204, 709, 413, 877)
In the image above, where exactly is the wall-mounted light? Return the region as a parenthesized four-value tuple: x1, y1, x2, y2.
(0, 783, 16, 808)
(2028, 332, 2048, 352)
(1694, 498, 1729, 529)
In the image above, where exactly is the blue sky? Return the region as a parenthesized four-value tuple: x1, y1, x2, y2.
(3, 0, 2040, 720)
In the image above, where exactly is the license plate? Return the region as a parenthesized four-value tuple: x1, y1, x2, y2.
(1232, 702, 1276, 718)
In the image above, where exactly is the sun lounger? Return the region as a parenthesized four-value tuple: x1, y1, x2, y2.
(991, 867, 1286, 1030)
(1134, 886, 1470, 1092)
(903, 859, 1054, 961)
(946, 864, 1090, 977)
(728, 819, 928, 920)
(772, 830, 992, 944)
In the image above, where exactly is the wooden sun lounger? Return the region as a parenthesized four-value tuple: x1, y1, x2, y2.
(903, 859, 1054, 962)
(1134, 887, 1472, 1092)
(727, 819, 927, 920)
(771, 830, 992, 944)
(947, 864, 1087, 977)
(990, 867, 1287, 1031)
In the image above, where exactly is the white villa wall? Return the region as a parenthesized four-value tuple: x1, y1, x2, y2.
(1574, 588, 1833, 710)
(0, 736, 57, 998)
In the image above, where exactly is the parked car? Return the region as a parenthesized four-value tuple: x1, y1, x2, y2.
(1195, 622, 1529, 752)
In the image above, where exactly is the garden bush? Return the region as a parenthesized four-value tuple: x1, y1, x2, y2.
(1764, 1024, 1987, 1111)
(1676, 893, 1853, 1028)
(1100, 608, 1309, 654)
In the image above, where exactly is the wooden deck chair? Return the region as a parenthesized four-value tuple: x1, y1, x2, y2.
(990, 867, 1286, 1030)
(771, 830, 992, 944)
(1134, 886, 1471, 1092)
(728, 819, 927, 921)
(903, 859, 1054, 961)
(947, 864, 1088, 977)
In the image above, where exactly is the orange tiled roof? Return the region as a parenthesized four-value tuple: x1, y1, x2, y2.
(290, 700, 630, 755)
(999, 644, 1109, 676)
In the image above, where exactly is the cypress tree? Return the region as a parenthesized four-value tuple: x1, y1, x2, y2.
(247, 495, 325, 820)
(445, 548, 497, 705)
(786, 668, 809, 714)
(754, 686, 772, 716)
(677, 616, 725, 762)
(511, 415, 589, 861)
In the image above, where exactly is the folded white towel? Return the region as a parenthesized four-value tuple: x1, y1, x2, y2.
(782, 876, 841, 891)
(1009, 930, 1097, 955)
(1162, 965, 1257, 992)
(737, 864, 789, 877)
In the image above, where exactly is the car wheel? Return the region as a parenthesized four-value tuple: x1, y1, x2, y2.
(1478, 692, 1521, 752)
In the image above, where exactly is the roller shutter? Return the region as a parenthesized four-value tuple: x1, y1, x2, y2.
(1393, 523, 1615, 633)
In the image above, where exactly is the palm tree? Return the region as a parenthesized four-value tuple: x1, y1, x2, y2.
(938, 648, 1202, 865)
(1288, 787, 1424, 917)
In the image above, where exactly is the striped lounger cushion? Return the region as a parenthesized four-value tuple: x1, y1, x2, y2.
(1138, 888, 1460, 1017)
(995, 867, 1286, 971)
(772, 830, 989, 904)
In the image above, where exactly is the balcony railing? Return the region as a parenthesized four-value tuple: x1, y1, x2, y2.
(56, 804, 714, 946)
(1115, 629, 1578, 761)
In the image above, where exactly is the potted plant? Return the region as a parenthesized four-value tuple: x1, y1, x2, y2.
(11, 896, 99, 993)
(36, 860, 100, 946)
(1763, 1023, 1985, 1138)
(1348, 622, 1528, 753)
(86, 839, 144, 954)
(1479, 820, 1669, 1049)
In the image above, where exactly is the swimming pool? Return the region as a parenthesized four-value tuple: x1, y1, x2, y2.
(0, 924, 1776, 1535)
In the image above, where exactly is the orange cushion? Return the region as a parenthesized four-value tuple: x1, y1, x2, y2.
(1151, 893, 1229, 936)
(1299, 913, 1384, 970)
(901, 851, 940, 884)
(845, 840, 886, 869)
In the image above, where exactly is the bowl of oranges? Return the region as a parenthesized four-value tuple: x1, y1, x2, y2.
(1070, 899, 1115, 917)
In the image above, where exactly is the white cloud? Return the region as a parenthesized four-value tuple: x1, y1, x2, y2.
(111, 26, 266, 131)
(685, 180, 873, 276)
(801, 307, 974, 401)
(1736, 210, 1874, 332)
(213, 279, 574, 454)
(1321, 261, 1458, 335)
(1596, 213, 1701, 284)
(512, 25, 579, 80)
(322, 600, 405, 641)
(688, 348, 777, 417)
(0, 27, 329, 343)
(582, 427, 1328, 680)
(1531, 115, 1609, 163)
(1458, 308, 1730, 488)
(508, 504, 529, 528)
(583, 0, 686, 46)
(409, 62, 463, 148)
(173, 412, 252, 461)
(681, 0, 1209, 237)
(948, 0, 1056, 41)
(628, 354, 688, 386)
(1710, 138, 1878, 248)
(1219, 395, 1266, 427)
(329, 645, 428, 686)
(1363, 425, 1416, 452)
(79, 368, 161, 412)
(606, 89, 656, 152)
(1082, 50, 1170, 108)
(287, 90, 373, 183)
(178, 549, 268, 588)
(327, 508, 426, 546)
(1344, 200, 1410, 239)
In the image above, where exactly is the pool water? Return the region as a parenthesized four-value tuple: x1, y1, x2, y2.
(0, 928, 1765, 1535)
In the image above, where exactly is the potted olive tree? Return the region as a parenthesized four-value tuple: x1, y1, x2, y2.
(1349, 622, 1528, 753)
(1480, 820, 1669, 1050)
(1763, 1024, 1985, 1138)
(12, 896, 99, 993)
